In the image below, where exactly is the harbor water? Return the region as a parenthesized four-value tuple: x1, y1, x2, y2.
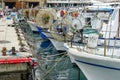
(19, 20, 87, 80)
(32, 33, 87, 80)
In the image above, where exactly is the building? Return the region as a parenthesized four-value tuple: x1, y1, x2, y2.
(2, 0, 45, 9)
(46, 0, 92, 7)
(2, 0, 120, 9)
(46, 0, 120, 7)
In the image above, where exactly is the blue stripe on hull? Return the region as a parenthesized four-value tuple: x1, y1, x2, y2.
(99, 38, 120, 40)
(75, 59, 120, 71)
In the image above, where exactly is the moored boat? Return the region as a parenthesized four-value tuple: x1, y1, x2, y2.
(64, 7, 120, 80)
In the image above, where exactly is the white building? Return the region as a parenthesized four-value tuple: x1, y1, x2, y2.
(46, 0, 93, 7)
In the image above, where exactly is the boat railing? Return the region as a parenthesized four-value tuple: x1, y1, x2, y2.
(66, 36, 120, 59)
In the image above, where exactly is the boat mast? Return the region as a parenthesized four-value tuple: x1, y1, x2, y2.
(117, 9, 120, 37)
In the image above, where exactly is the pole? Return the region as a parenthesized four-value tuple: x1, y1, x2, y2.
(22, 0, 23, 9)
(22, 0, 24, 16)
(2, 0, 3, 8)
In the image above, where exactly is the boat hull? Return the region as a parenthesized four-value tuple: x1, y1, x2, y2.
(69, 49, 120, 80)
(43, 31, 66, 51)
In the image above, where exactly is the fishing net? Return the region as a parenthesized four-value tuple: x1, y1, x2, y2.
(50, 18, 71, 42)
(68, 18, 83, 37)
(35, 8, 55, 28)
(71, 18, 83, 30)
(23, 9, 39, 19)
(23, 9, 29, 18)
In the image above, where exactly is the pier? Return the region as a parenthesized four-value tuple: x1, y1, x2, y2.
(0, 17, 34, 80)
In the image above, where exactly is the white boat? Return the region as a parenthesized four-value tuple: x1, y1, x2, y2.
(64, 8, 120, 80)
(27, 20, 39, 33)
(37, 24, 67, 51)
(43, 31, 66, 51)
